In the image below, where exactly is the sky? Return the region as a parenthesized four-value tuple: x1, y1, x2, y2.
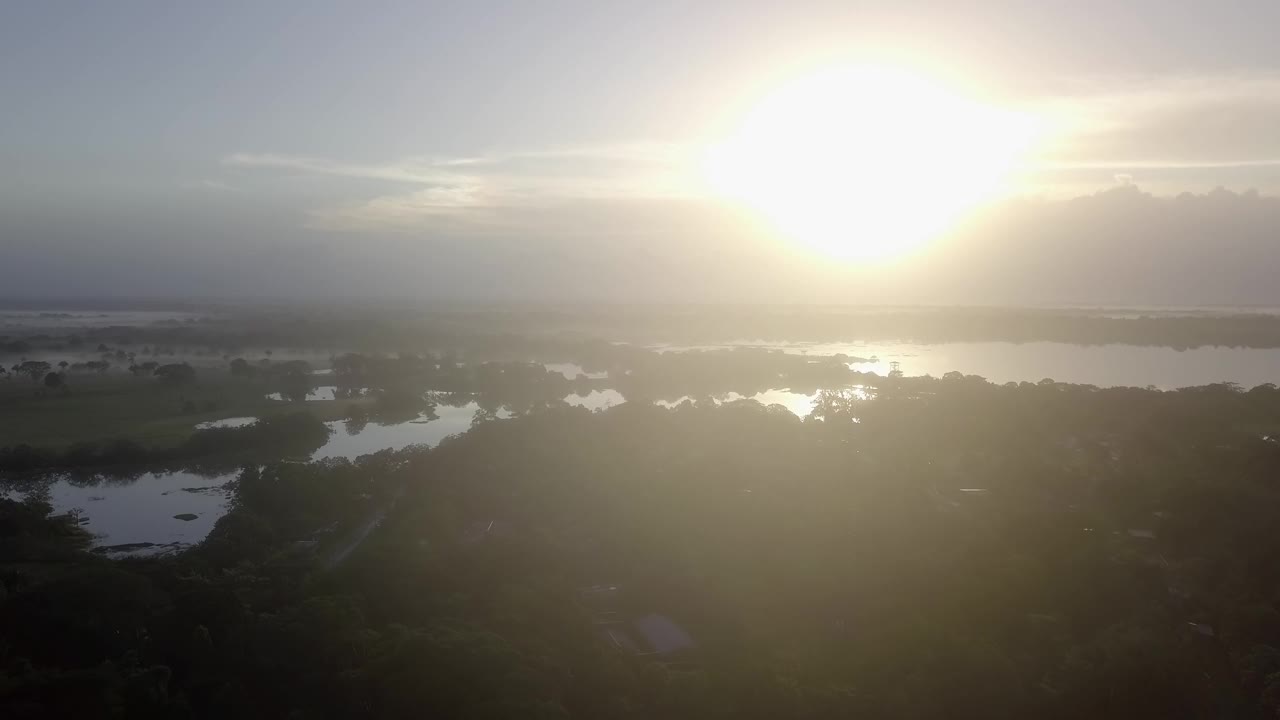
(3, 1, 1280, 305)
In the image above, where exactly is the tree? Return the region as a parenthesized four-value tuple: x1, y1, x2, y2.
(154, 362, 196, 385)
(43, 372, 66, 391)
(57, 360, 69, 371)
(130, 361, 159, 376)
(229, 357, 255, 377)
(272, 359, 312, 379)
(333, 353, 367, 378)
(17, 360, 51, 382)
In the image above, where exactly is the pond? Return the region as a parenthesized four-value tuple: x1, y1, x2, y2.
(651, 387, 873, 417)
(545, 362, 609, 380)
(563, 389, 626, 411)
(654, 341, 1280, 389)
(6, 470, 237, 557)
(310, 402, 509, 461)
(656, 389, 817, 416)
(194, 416, 258, 430)
(265, 386, 367, 401)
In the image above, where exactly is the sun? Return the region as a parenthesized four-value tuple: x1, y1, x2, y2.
(703, 64, 1040, 262)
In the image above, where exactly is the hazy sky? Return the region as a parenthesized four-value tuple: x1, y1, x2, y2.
(3, 1, 1280, 304)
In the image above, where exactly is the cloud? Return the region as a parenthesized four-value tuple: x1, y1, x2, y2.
(222, 152, 462, 185)
(906, 184, 1280, 305)
(227, 144, 702, 233)
(283, 183, 1280, 306)
(223, 144, 692, 191)
(307, 186, 493, 234)
(181, 178, 239, 192)
(8, 176, 1280, 304)
(1033, 74, 1280, 173)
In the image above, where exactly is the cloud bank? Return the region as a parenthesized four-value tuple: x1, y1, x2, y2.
(5, 177, 1280, 306)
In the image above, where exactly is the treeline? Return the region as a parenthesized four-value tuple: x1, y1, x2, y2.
(0, 412, 330, 474)
(14, 306, 1280, 363)
(327, 348, 862, 405)
(10, 374, 1280, 715)
(534, 306, 1280, 348)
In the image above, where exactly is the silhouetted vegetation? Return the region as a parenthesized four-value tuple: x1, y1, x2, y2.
(8, 306, 1280, 717)
(0, 413, 330, 474)
(14, 306, 1280, 359)
(6, 372, 1280, 716)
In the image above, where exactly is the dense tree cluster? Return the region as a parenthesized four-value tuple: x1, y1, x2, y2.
(14, 308, 1280, 369)
(6, 374, 1280, 716)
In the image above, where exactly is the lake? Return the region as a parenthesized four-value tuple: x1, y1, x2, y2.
(8, 470, 237, 557)
(310, 402, 509, 461)
(656, 341, 1280, 389)
(266, 386, 367, 401)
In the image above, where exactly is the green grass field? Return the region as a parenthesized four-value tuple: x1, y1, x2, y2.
(0, 373, 364, 451)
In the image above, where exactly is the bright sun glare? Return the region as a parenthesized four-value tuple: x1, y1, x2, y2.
(704, 65, 1041, 262)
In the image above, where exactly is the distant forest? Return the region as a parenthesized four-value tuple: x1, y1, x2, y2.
(8, 306, 1280, 354)
(7, 374, 1280, 717)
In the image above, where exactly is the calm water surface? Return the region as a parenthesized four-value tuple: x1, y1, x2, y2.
(657, 341, 1280, 389)
(563, 389, 626, 411)
(16, 402, 505, 553)
(656, 389, 818, 416)
(545, 362, 609, 380)
(194, 416, 257, 430)
(266, 386, 367, 401)
(310, 402, 504, 461)
(10, 470, 238, 556)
